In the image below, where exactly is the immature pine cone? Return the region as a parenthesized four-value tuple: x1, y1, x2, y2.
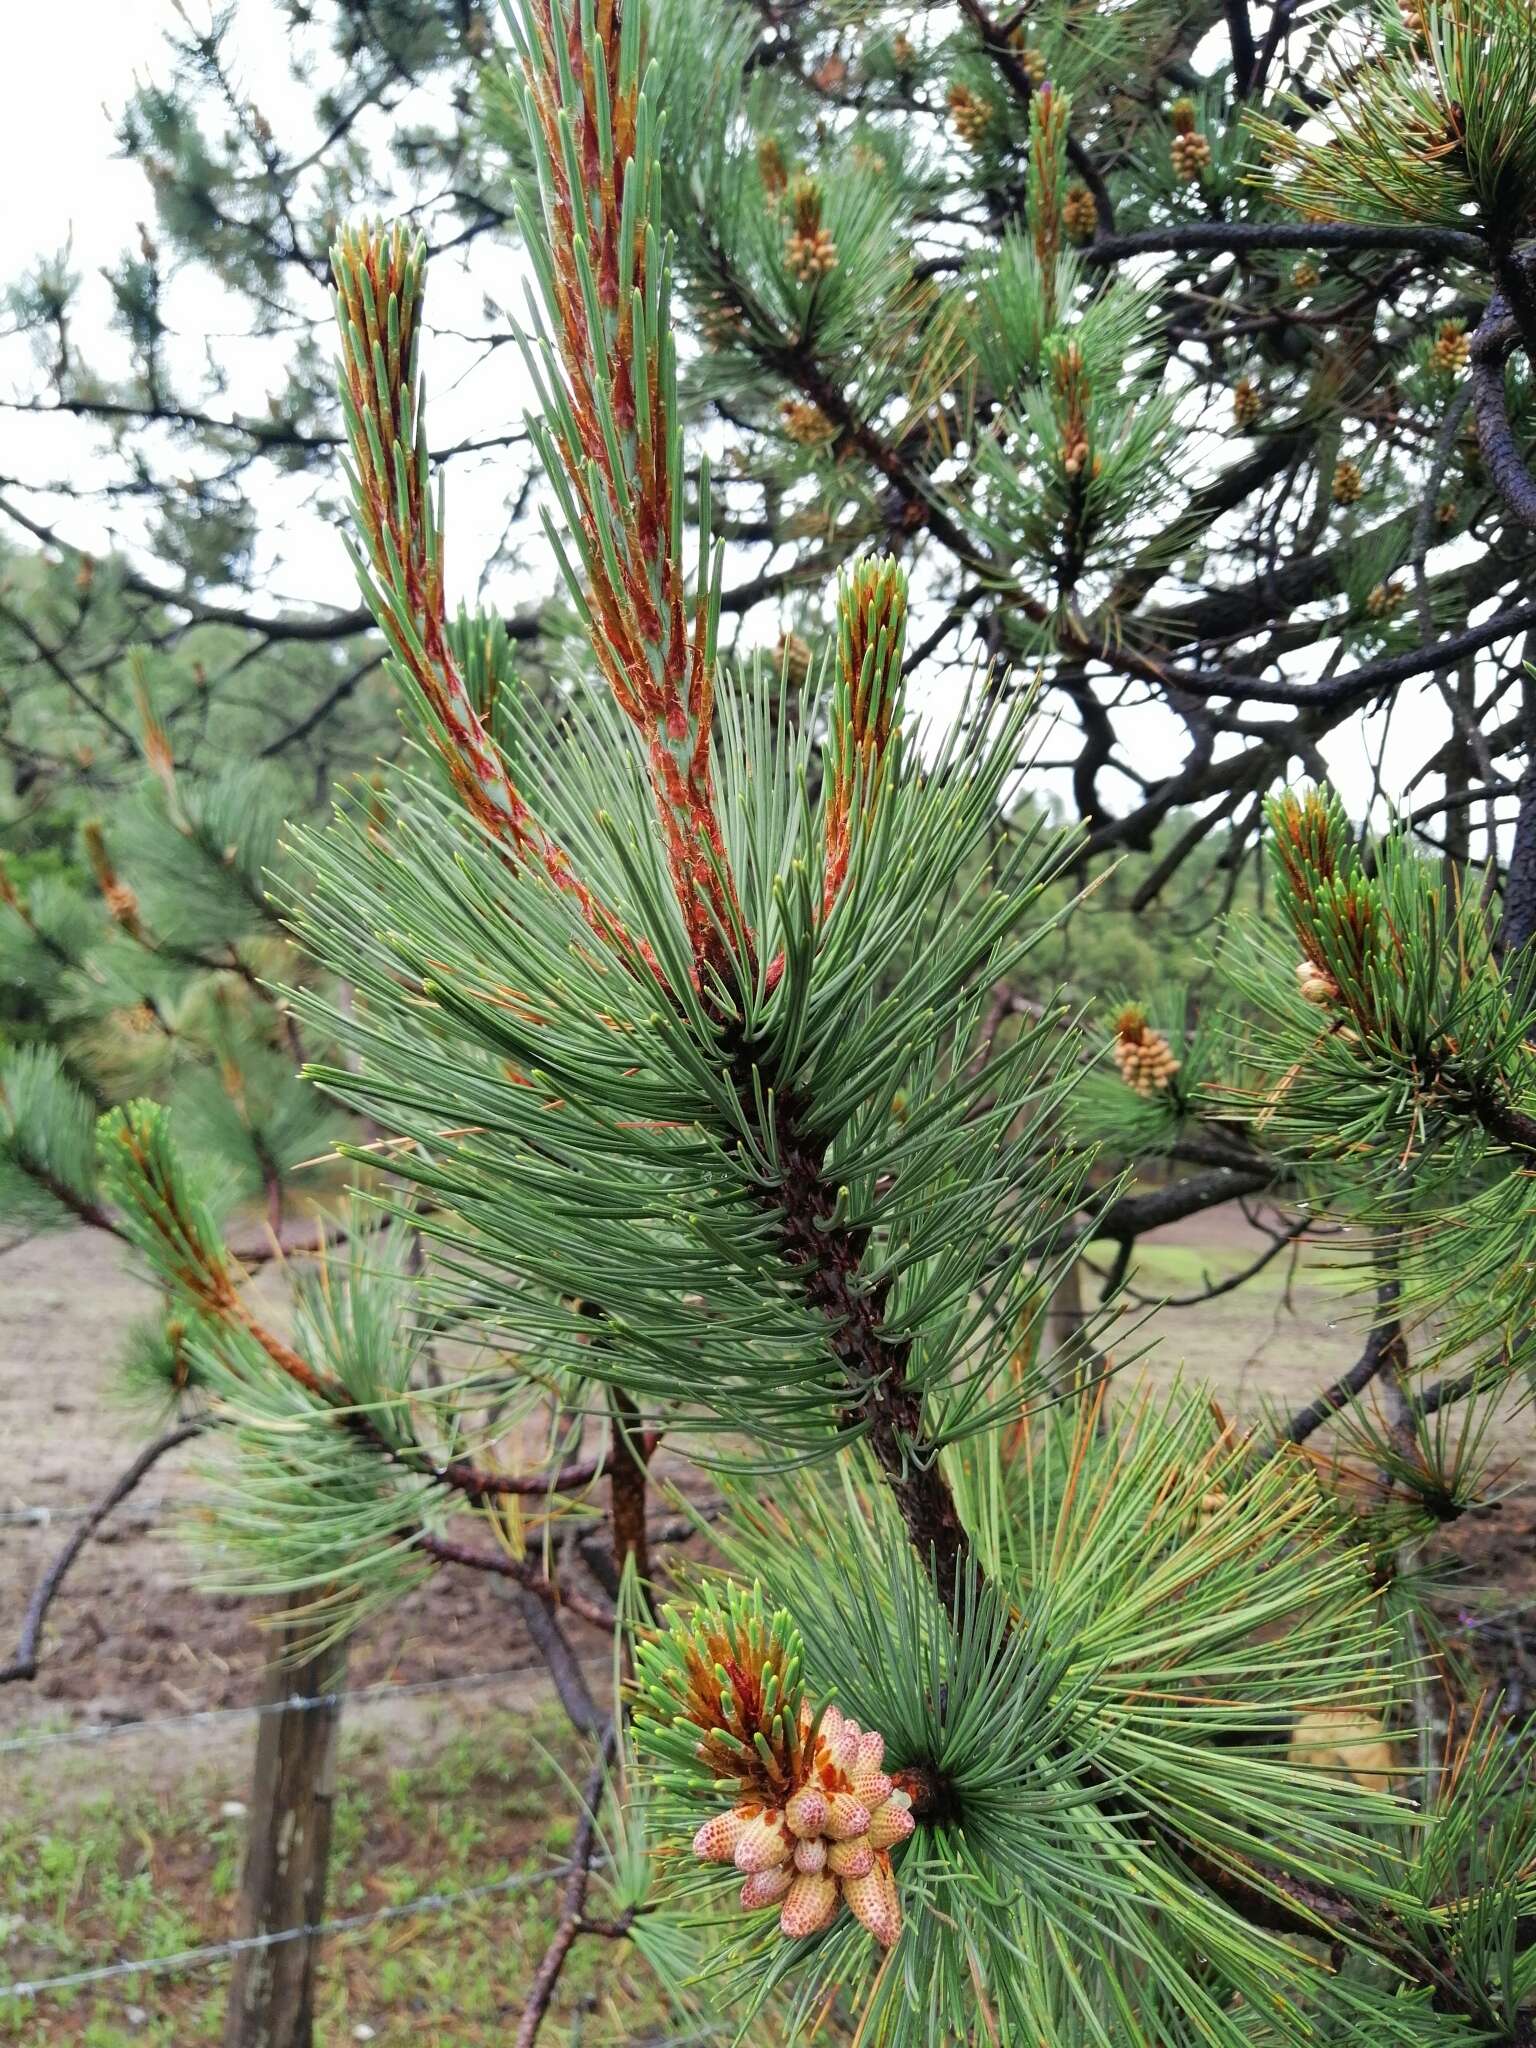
(1332, 457, 1364, 506)
(692, 1703, 914, 1946)
(1062, 183, 1098, 241)
(1428, 320, 1470, 373)
(948, 82, 992, 146)
(1112, 1008, 1180, 1096)
(1232, 377, 1263, 430)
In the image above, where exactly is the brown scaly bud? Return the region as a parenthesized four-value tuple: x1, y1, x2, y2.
(75, 552, 97, 594)
(774, 632, 814, 687)
(947, 82, 993, 147)
(1428, 320, 1470, 374)
(758, 134, 789, 200)
(785, 179, 838, 283)
(1436, 498, 1459, 528)
(1112, 1006, 1181, 1097)
(1291, 259, 1320, 291)
(1170, 96, 1198, 135)
(891, 30, 915, 68)
(1332, 457, 1364, 506)
(1062, 184, 1098, 242)
(1232, 377, 1263, 430)
(1365, 580, 1404, 619)
(780, 397, 838, 447)
(1171, 128, 1213, 182)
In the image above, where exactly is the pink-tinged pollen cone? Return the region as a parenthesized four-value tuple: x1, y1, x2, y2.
(740, 1865, 795, 1910)
(692, 1806, 755, 1862)
(781, 1869, 840, 1939)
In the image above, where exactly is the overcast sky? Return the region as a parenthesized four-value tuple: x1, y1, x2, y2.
(2, 2, 1467, 824)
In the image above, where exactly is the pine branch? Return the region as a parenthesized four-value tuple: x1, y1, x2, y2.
(1471, 294, 1536, 532)
(1083, 221, 1488, 266)
(0, 1421, 204, 1684)
(513, 1732, 619, 2048)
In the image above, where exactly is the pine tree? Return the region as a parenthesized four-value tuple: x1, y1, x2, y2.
(10, 0, 1536, 2040)
(62, 0, 1536, 2040)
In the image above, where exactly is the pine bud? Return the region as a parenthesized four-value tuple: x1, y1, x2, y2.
(891, 31, 915, 68)
(1062, 184, 1098, 241)
(1291, 259, 1320, 291)
(758, 135, 788, 200)
(774, 632, 814, 688)
(1332, 457, 1364, 506)
(785, 178, 838, 283)
(1232, 377, 1263, 430)
(1428, 320, 1469, 373)
(700, 293, 747, 345)
(1112, 1006, 1180, 1097)
(1365, 580, 1404, 619)
(780, 399, 837, 447)
(1295, 958, 1340, 1006)
(947, 82, 992, 147)
(1170, 129, 1213, 181)
(1009, 36, 1048, 83)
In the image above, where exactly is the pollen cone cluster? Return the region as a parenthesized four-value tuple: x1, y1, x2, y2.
(691, 1703, 912, 1946)
(1113, 1007, 1180, 1096)
(633, 1585, 915, 1954)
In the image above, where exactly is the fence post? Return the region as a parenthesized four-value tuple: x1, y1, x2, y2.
(222, 1602, 348, 2048)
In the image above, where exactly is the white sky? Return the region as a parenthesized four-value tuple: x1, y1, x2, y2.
(0, 1, 1472, 829)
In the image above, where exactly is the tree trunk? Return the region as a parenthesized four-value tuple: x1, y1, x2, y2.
(222, 1605, 347, 2048)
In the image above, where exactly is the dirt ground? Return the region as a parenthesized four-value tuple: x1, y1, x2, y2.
(2, 1204, 1533, 1754)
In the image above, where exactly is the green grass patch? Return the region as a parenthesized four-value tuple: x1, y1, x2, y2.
(0, 1705, 692, 2047)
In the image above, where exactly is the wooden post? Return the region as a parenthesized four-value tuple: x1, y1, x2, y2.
(223, 1603, 347, 2048)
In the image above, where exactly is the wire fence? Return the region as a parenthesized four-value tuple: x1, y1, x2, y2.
(0, 1859, 579, 2002)
(0, 1660, 564, 1756)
